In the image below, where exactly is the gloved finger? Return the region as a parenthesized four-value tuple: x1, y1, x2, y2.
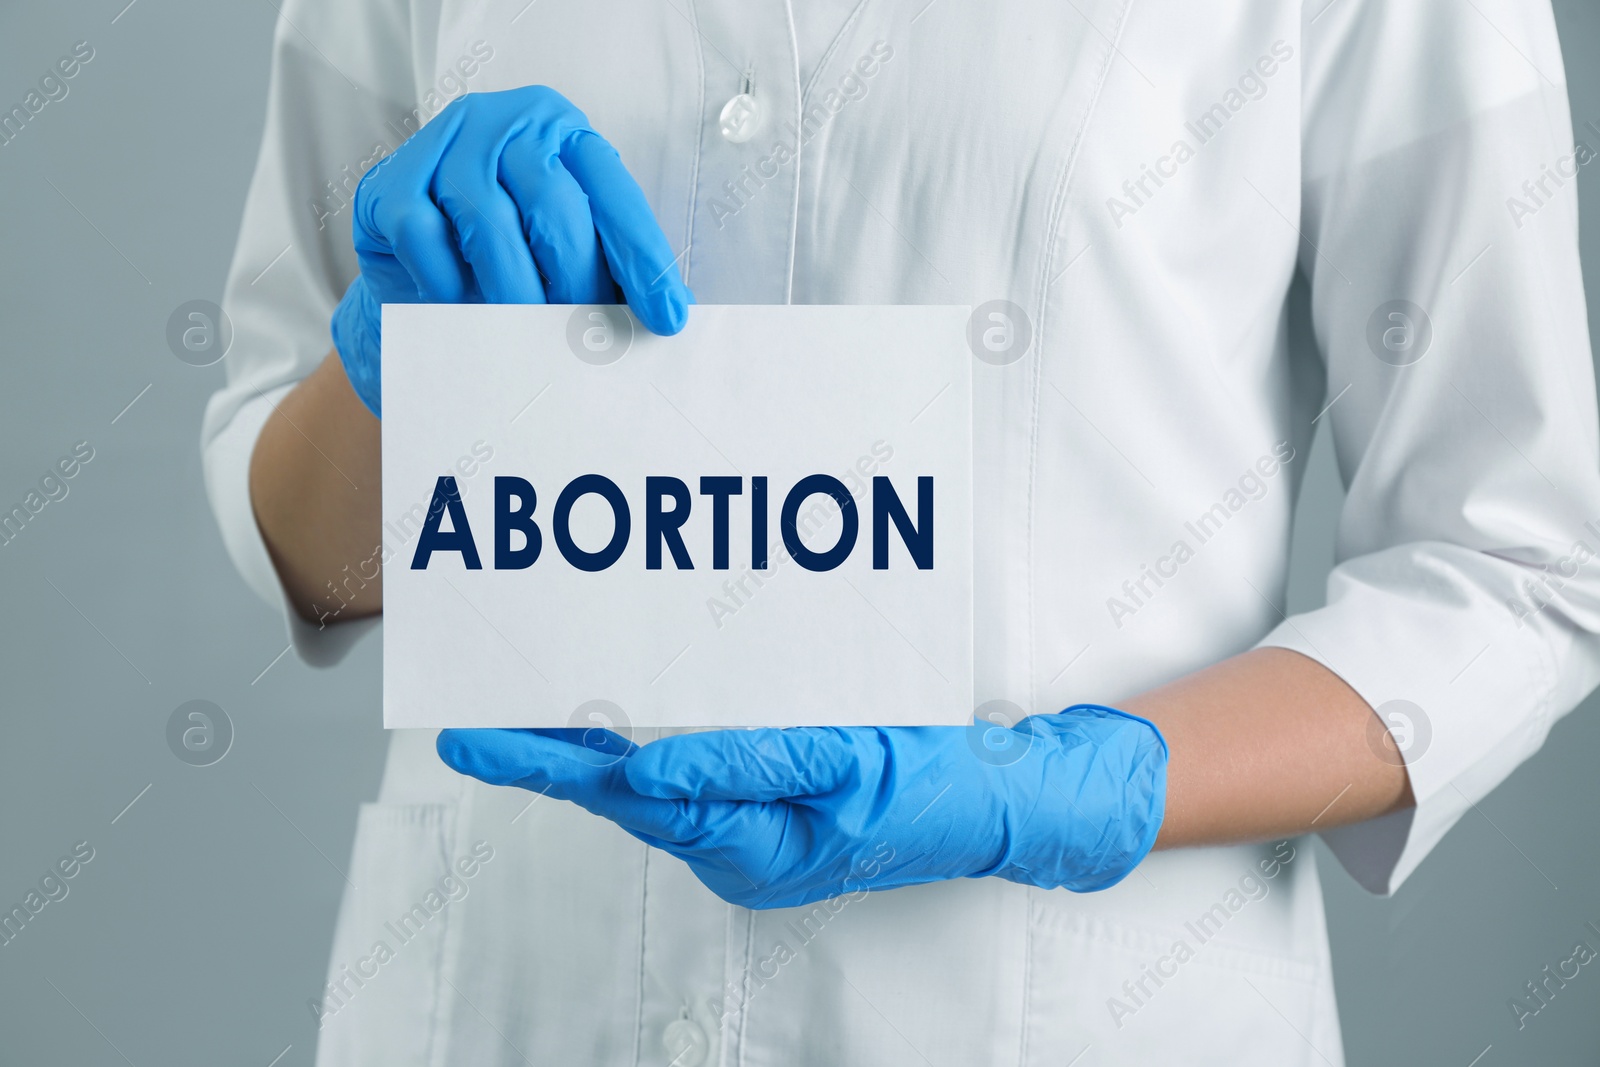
(385, 199, 474, 304)
(434, 157, 548, 304)
(355, 145, 474, 304)
(558, 129, 692, 335)
(625, 728, 866, 801)
(498, 139, 614, 304)
(436, 728, 695, 843)
(524, 726, 639, 764)
(353, 247, 424, 304)
(520, 730, 798, 880)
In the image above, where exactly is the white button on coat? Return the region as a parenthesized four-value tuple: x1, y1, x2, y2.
(718, 92, 764, 143)
(202, 1, 1600, 1064)
(662, 1017, 709, 1066)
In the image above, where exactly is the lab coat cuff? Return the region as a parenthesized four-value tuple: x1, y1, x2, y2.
(202, 383, 377, 669)
(1253, 601, 1555, 896)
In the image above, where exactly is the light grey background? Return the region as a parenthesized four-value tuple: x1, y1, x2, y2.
(0, 2, 1596, 1064)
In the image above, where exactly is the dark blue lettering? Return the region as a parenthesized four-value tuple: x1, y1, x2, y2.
(411, 476, 482, 569)
(872, 476, 933, 569)
(494, 476, 541, 569)
(751, 476, 768, 570)
(781, 475, 857, 572)
(553, 474, 630, 572)
(699, 476, 741, 570)
(646, 476, 694, 570)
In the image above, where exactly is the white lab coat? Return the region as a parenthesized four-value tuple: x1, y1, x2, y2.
(202, 1, 1600, 1063)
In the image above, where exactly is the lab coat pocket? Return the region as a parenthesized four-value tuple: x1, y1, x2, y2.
(1021, 911, 1334, 1067)
(313, 802, 458, 1067)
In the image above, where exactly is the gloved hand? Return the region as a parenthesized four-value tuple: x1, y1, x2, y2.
(331, 85, 693, 417)
(436, 706, 1167, 910)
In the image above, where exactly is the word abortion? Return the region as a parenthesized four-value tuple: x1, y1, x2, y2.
(410, 473, 936, 574)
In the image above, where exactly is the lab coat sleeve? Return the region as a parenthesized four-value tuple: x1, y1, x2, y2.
(201, 0, 418, 665)
(1256, 0, 1600, 893)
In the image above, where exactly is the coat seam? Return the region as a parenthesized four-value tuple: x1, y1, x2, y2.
(1026, 0, 1135, 710)
(781, 0, 803, 304)
(737, 908, 755, 1067)
(798, 0, 873, 106)
(1018, 888, 1036, 1067)
(718, 904, 735, 1067)
(426, 781, 469, 1067)
(633, 845, 650, 1067)
(1023, 0, 1135, 1053)
(683, 0, 707, 287)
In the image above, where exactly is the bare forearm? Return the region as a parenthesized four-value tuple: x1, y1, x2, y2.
(248, 350, 383, 622)
(1126, 647, 1415, 850)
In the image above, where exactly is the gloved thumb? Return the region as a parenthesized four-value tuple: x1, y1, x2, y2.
(624, 727, 867, 801)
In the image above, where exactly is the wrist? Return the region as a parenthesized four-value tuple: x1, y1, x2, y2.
(999, 705, 1169, 893)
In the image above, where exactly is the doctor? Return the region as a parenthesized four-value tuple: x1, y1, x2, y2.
(206, 0, 1600, 1063)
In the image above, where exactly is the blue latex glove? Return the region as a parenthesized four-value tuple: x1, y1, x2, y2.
(436, 706, 1167, 909)
(331, 85, 693, 417)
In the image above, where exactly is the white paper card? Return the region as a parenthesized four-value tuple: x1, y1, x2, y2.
(381, 304, 971, 729)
